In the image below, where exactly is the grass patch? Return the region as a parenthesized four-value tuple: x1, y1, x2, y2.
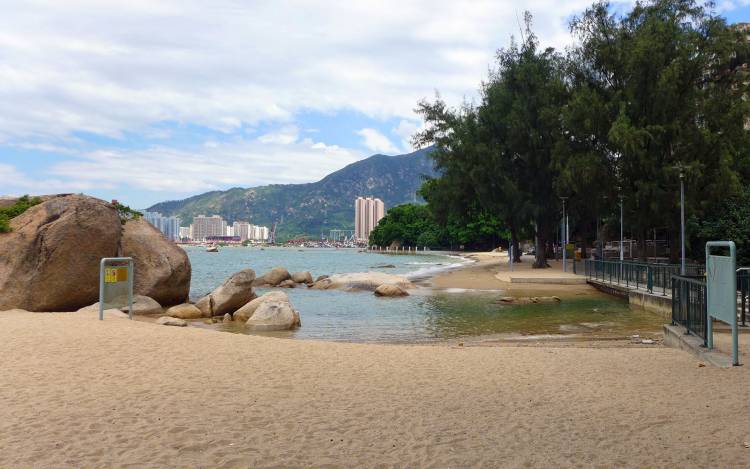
(0, 195, 43, 233)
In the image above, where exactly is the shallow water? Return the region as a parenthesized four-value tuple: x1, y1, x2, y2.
(185, 245, 464, 299)
(185, 246, 663, 343)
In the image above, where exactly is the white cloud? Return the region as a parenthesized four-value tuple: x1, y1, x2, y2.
(257, 126, 299, 145)
(392, 119, 424, 152)
(0, 0, 641, 142)
(356, 128, 399, 154)
(4, 137, 359, 197)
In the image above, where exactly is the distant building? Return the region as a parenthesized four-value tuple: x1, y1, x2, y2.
(178, 226, 191, 240)
(231, 221, 269, 241)
(142, 211, 181, 241)
(191, 215, 226, 242)
(354, 197, 385, 241)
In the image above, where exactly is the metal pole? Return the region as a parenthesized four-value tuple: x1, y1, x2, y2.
(619, 196, 624, 262)
(680, 169, 686, 276)
(561, 197, 567, 272)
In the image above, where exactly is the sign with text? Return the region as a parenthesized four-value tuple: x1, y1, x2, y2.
(99, 258, 134, 320)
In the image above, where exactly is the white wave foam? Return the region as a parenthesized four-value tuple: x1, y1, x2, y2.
(404, 255, 474, 280)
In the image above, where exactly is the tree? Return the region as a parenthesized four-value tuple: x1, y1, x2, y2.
(415, 14, 568, 267)
(570, 0, 749, 261)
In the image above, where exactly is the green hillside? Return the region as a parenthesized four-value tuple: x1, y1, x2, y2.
(148, 148, 437, 240)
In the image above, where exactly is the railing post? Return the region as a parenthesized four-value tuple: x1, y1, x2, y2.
(647, 266, 653, 293)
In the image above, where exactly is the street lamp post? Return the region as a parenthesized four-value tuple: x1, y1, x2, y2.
(619, 195, 624, 280)
(679, 168, 686, 276)
(560, 197, 568, 272)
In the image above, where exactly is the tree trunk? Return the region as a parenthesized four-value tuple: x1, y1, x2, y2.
(510, 225, 522, 263)
(533, 222, 550, 269)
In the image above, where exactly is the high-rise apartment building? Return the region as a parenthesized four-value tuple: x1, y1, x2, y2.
(191, 215, 226, 242)
(354, 197, 385, 241)
(231, 221, 269, 241)
(178, 226, 191, 240)
(142, 211, 182, 241)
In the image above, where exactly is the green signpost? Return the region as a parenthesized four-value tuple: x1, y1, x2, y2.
(705, 242, 739, 366)
(99, 257, 134, 321)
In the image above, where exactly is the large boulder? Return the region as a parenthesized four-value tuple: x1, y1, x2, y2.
(311, 272, 415, 292)
(0, 194, 122, 311)
(245, 301, 301, 331)
(291, 271, 313, 284)
(233, 291, 289, 322)
(253, 267, 291, 287)
(374, 284, 409, 297)
(195, 269, 256, 317)
(164, 303, 203, 320)
(121, 218, 191, 307)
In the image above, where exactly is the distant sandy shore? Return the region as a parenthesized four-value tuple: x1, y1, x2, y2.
(1, 305, 749, 467)
(432, 252, 594, 298)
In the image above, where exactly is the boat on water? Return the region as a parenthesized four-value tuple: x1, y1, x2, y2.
(206, 244, 219, 253)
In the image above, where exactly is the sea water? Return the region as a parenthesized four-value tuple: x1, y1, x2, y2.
(184, 246, 663, 343)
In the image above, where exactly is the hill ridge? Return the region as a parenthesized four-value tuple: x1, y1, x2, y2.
(147, 147, 436, 240)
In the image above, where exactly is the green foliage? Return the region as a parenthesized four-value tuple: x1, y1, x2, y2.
(368, 203, 505, 250)
(0, 195, 43, 233)
(692, 187, 750, 266)
(414, 3, 749, 261)
(113, 202, 142, 224)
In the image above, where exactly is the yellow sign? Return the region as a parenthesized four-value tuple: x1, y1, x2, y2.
(104, 267, 128, 283)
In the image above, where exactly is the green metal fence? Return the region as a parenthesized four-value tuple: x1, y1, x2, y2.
(583, 259, 705, 295)
(739, 269, 750, 328)
(671, 275, 707, 344)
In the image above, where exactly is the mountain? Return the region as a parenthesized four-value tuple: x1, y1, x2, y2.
(147, 147, 437, 240)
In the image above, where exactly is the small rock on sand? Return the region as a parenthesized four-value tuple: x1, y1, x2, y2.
(156, 316, 187, 327)
(165, 303, 203, 320)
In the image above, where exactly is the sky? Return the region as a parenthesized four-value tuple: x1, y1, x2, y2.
(1, 0, 749, 209)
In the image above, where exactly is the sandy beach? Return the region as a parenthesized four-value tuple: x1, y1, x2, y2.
(2, 255, 750, 468)
(1, 309, 749, 468)
(432, 253, 595, 298)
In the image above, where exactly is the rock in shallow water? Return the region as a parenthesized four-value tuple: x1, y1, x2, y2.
(245, 301, 301, 331)
(291, 271, 313, 284)
(195, 269, 256, 317)
(310, 272, 415, 292)
(233, 291, 289, 322)
(253, 267, 291, 287)
(374, 284, 410, 297)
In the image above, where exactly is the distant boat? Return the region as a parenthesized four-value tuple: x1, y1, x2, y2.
(206, 245, 219, 253)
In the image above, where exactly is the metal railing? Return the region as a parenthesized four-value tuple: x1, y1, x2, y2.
(583, 259, 705, 295)
(671, 275, 707, 344)
(738, 269, 750, 327)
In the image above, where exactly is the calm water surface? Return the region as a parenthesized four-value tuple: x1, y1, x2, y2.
(184, 246, 663, 343)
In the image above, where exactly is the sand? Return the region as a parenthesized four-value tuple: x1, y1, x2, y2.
(432, 253, 595, 298)
(1, 307, 750, 468)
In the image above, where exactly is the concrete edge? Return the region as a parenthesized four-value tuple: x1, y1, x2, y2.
(662, 324, 734, 368)
(506, 277, 587, 285)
